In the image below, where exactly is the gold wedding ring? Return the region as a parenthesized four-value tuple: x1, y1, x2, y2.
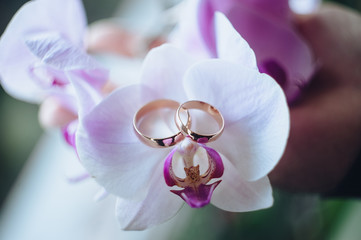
(133, 99, 190, 148)
(175, 100, 224, 143)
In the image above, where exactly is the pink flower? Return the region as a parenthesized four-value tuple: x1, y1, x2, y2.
(74, 14, 289, 230)
(0, 0, 108, 114)
(171, 0, 315, 103)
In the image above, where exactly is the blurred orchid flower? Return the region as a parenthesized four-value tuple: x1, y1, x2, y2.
(74, 14, 289, 230)
(171, 0, 315, 103)
(0, 0, 108, 114)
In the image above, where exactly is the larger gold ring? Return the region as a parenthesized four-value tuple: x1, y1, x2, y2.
(175, 100, 224, 143)
(133, 99, 190, 148)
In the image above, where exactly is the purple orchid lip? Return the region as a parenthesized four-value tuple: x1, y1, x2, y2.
(163, 139, 224, 208)
(171, 180, 221, 208)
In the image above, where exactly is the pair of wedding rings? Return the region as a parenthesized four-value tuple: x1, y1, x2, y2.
(133, 99, 225, 148)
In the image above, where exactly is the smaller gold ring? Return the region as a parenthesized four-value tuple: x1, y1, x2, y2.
(133, 99, 190, 148)
(175, 100, 224, 143)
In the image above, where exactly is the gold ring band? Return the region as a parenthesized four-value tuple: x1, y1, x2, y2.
(175, 100, 224, 143)
(133, 99, 190, 148)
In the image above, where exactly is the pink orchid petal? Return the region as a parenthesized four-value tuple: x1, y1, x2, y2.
(204, 0, 290, 21)
(116, 163, 183, 230)
(140, 44, 197, 102)
(183, 60, 289, 181)
(241, 0, 290, 21)
(214, 12, 257, 69)
(196, 0, 315, 102)
(198, 0, 289, 56)
(76, 84, 170, 198)
(211, 156, 273, 212)
(225, 5, 314, 102)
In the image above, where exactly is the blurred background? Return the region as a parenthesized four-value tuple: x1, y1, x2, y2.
(0, 0, 361, 239)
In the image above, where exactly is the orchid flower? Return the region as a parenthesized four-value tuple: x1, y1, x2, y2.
(74, 13, 289, 230)
(171, 0, 315, 103)
(0, 0, 108, 114)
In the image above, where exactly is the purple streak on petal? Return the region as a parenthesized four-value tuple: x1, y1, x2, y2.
(30, 64, 69, 89)
(66, 171, 89, 184)
(52, 78, 67, 87)
(171, 180, 221, 208)
(201, 144, 224, 179)
(198, 0, 217, 57)
(163, 147, 178, 187)
(62, 120, 78, 149)
(259, 59, 287, 88)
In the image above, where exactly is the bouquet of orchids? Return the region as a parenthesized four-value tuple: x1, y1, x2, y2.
(0, 0, 316, 231)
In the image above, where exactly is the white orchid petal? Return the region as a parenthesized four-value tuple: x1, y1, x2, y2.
(183, 60, 289, 180)
(215, 12, 257, 69)
(67, 72, 103, 117)
(140, 44, 197, 102)
(76, 84, 171, 198)
(36, 0, 86, 45)
(169, 0, 211, 58)
(211, 156, 273, 212)
(116, 164, 183, 230)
